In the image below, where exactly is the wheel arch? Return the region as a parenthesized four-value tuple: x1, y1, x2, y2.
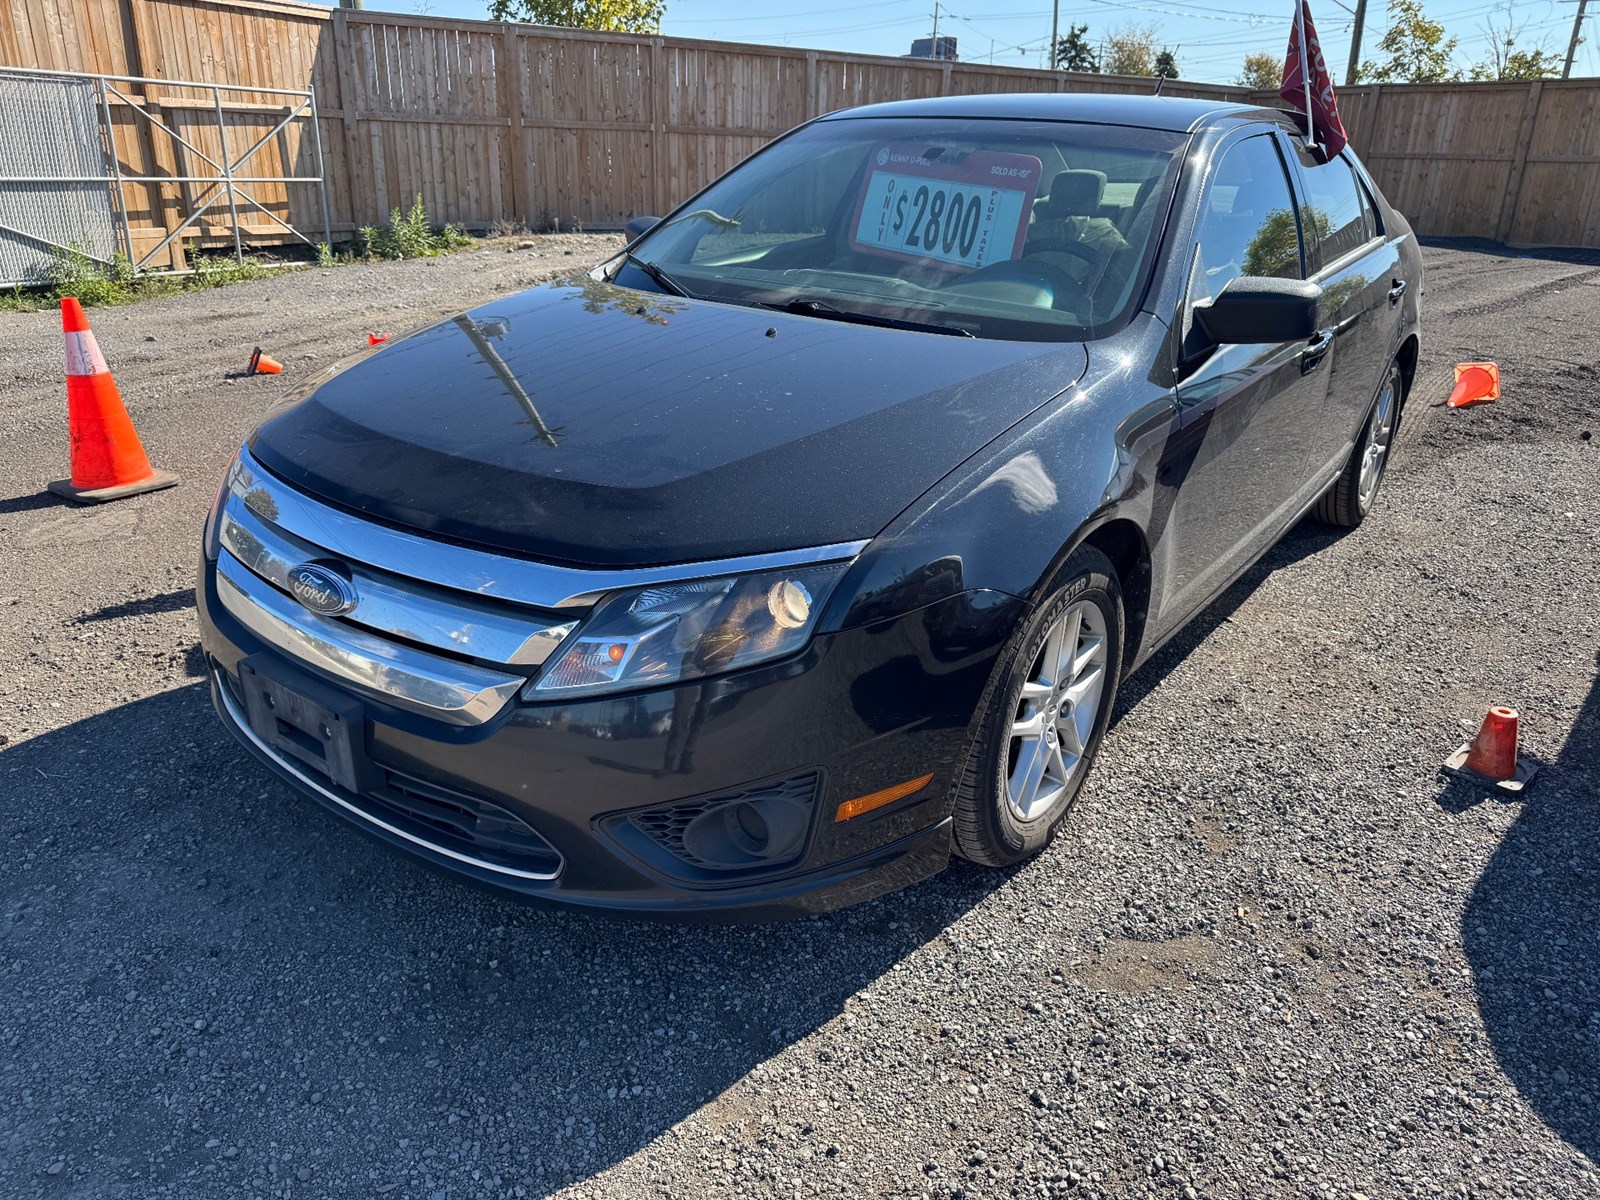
(1078, 517, 1153, 670)
(1023, 513, 1153, 672)
(1396, 333, 1419, 407)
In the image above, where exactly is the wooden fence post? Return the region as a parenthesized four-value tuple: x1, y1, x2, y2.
(123, 0, 185, 267)
(1361, 84, 1381, 155)
(330, 10, 371, 230)
(805, 50, 818, 119)
(1498, 81, 1543, 244)
(651, 36, 667, 216)
(497, 22, 529, 226)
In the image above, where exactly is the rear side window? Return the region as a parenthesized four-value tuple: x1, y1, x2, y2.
(1299, 155, 1375, 268)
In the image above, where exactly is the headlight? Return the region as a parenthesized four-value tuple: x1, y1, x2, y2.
(202, 450, 242, 560)
(526, 561, 852, 700)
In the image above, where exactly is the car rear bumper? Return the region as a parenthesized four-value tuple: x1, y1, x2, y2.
(197, 558, 1023, 919)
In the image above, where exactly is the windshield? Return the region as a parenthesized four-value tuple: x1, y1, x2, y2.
(618, 116, 1188, 341)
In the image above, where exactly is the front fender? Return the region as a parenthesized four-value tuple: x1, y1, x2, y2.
(826, 316, 1177, 633)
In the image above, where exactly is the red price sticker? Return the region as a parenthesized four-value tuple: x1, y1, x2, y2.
(850, 144, 1045, 271)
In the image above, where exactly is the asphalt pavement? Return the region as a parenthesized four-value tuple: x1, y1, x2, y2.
(0, 238, 1596, 1200)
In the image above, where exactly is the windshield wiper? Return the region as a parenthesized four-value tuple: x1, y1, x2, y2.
(622, 251, 695, 299)
(762, 297, 973, 337)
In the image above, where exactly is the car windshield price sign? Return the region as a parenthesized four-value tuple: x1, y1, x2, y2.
(850, 144, 1044, 272)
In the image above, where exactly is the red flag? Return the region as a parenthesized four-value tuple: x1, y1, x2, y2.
(1280, 0, 1348, 158)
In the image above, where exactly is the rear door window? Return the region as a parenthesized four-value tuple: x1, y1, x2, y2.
(1297, 154, 1376, 269)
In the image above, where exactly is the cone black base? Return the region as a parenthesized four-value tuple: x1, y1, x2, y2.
(48, 468, 180, 505)
(1440, 743, 1538, 796)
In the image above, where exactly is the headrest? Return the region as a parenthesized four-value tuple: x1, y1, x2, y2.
(1039, 169, 1107, 219)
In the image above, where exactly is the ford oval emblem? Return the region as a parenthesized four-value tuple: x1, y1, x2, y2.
(287, 563, 356, 617)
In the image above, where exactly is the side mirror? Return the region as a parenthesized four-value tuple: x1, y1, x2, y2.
(1194, 276, 1322, 345)
(624, 215, 662, 242)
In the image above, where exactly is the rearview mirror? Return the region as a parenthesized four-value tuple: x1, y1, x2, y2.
(1194, 276, 1322, 345)
(625, 215, 662, 242)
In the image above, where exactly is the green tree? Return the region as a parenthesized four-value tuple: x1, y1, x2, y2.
(1356, 0, 1459, 83)
(1154, 47, 1179, 79)
(1104, 23, 1158, 76)
(1053, 23, 1100, 72)
(1236, 52, 1282, 91)
(1243, 207, 1330, 278)
(487, 0, 664, 32)
(1467, 9, 1562, 80)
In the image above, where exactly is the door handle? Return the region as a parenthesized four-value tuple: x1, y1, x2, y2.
(1388, 278, 1408, 304)
(1300, 329, 1333, 374)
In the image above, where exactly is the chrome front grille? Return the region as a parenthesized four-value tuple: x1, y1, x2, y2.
(212, 446, 871, 727)
(219, 496, 574, 667)
(214, 449, 582, 726)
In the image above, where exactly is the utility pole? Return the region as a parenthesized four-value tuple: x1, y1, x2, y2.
(1050, 0, 1060, 70)
(1345, 0, 1367, 85)
(931, 1, 941, 49)
(1565, 0, 1590, 79)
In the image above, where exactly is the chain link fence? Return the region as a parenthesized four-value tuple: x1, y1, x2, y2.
(0, 70, 121, 286)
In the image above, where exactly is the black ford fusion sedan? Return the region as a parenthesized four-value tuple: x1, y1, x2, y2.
(198, 94, 1421, 918)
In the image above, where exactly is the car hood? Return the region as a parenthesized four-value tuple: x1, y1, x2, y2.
(248, 275, 1089, 568)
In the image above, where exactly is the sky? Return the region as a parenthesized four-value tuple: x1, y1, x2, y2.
(325, 0, 1600, 86)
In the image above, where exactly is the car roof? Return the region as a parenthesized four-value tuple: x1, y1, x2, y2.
(818, 92, 1291, 134)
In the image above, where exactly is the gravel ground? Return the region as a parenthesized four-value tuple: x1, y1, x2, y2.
(0, 238, 1597, 1200)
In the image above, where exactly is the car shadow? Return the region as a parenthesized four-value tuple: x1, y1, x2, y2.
(0, 682, 1007, 1195)
(1460, 651, 1600, 1162)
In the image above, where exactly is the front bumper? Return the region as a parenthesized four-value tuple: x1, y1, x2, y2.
(198, 559, 1023, 919)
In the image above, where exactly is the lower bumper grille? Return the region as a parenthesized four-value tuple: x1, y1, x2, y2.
(377, 769, 563, 874)
(216, 667, 561, 880)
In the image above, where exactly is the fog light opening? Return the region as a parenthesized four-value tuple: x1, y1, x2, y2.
(730, 802, 770, 854)
(680, 796, 812, 867)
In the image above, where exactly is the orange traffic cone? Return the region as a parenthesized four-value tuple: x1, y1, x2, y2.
(1443, 704, 1537, 794)
(1464, 706, 1520, 779)
(368, 332, 389, 346)
(47, 298, 179, 505)
(247, 347, 283, 375)
(1447, 362, 1499, 408)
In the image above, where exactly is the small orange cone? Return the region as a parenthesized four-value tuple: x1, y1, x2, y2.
(1447, 362, 1500, 408)
(47, 298, 179, 505)
(1443, 704, 1538, 794)
(368, 332, 389, 346)
(247, 347, 283, 375)
(1463, 706, 1520, 779)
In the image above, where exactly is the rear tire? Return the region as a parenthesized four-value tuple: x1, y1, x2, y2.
(952, 546, 1124, 868)
(1313, 359, 1402, 529)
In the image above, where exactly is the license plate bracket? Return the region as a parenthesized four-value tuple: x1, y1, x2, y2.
(238, 654, 369, 793)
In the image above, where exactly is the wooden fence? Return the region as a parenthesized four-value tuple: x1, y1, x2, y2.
(6, 0, 1600, 256)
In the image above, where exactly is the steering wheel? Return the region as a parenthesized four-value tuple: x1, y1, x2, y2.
(947, 257, 1090, 313)
(1020, 237, 1102, 265)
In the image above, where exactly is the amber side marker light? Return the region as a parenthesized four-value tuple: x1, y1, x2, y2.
(834, 773, 935, 823)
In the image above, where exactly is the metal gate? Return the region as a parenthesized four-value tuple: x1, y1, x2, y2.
(0, 66, 331, 287)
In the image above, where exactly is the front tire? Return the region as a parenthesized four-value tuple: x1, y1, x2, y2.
(1313, 359, 1402, 529)
(952, 546, 1124, 867)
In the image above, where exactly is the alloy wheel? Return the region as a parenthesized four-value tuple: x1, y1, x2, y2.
(1358, 373, 1398, 508)
(1005, 599, 1109, 823)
